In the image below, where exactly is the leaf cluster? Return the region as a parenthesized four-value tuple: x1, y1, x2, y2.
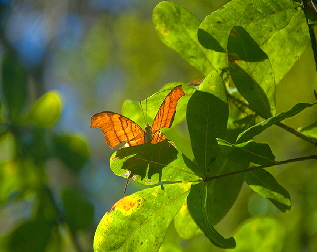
(94, 0, 317, 251)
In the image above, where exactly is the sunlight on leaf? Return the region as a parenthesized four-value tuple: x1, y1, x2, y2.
(174, 201, 202, 240)
(245, 169, 291, 212)
(232, 216, 285, 251)
(299, 120, 317, 138)
(153, 2, 220, 75)
(199, 0, 309, 84)
(26, 91, 62, 128)
(94, 183, 190, 252)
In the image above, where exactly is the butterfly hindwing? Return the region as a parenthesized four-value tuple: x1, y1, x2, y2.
(91, 111, 145, 148)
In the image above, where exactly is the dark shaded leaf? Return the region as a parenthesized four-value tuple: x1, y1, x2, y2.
(53, 134, 89, 173)
(8, 219, 53, 252)
(61, 188, 94, 231)
(110, 140, 199, 186)
(1, 53, 27, 123)
(187, 182, 236, 248)
(187, 71, 228, 177)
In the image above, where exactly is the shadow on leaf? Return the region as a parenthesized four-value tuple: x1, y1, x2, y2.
(112, 140, 179, 185)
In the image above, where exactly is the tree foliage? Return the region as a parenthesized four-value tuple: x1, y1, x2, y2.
(1, 0, 317, 251)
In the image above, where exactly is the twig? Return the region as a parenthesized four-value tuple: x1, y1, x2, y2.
(205, 154, 317, 182)
(276, 122, 317, 146)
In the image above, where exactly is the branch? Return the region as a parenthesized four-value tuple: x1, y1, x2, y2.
(205, 155, 317, 182)
(276, 122, 317, 146)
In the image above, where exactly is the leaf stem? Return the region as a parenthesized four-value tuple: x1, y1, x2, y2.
(205, 154, 317, 182)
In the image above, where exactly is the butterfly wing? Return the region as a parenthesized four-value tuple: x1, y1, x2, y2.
(151, 85, 185, 143)
(91, 111, 145, 148)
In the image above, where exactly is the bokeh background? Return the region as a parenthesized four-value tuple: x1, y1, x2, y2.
(0, 0, 317, 251)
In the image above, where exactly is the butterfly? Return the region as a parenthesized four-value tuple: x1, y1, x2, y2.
(90, 85, 185, 149)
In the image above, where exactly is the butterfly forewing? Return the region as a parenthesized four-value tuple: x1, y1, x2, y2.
(151, 85, 185, 141)
(91, 112, 145, 148)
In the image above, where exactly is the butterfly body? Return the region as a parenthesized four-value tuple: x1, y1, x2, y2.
(91, 85, 185, 149)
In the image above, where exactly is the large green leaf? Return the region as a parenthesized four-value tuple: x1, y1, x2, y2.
(205, 145, 247, 225)
(218, 140, 276, 167)
(232, 216, 285, 251)
(201, 140, 275, 225)
(110, 140, 199, 186)
(187, 182, 236, 249)
(53, 134, 89, 173)
(94, 183, 190, 252)
(228, 26, 275, 118)
(187, 71, 228, 177)
(199, 0, 309, 84)
(237, 102, 316, 143)
(153, 2, 218, 75)
(245, 169, 291, 212)
(1, 53, 27, 123)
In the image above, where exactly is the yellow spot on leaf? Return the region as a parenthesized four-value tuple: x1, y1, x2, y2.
(111, 195, 144, 215)
(158, 24, 170, 36)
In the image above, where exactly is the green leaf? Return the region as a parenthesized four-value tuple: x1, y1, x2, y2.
(94, 183, 190, 252)
(218, 140, 276, 167)
(53, 134, 89, 173)
(174, 201, 202, 240)
(110, 140, 199, 186)
(205, 146, 247, 224)
(61, 188, 94, 231)
(153, 2, 217, 75)
(299, 120, 317, 138)
(245, 169, 291, 212)
(199, 0, 309, 84)
(228, 26, 275, 118)
(27, 91, 62, 127)
(1, 53, 27, 123)
(233, 216, 285, 251)
(187, 71, 228, 177)
(237, 102, 316, 143)
(7, 219, 53, 252)
(187, 182, 236, 249)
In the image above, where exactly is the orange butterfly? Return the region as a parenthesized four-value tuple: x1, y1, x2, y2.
(91, 85, 185, 149)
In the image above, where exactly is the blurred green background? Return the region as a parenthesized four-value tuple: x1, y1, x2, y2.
(0, 0, 317, 251)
